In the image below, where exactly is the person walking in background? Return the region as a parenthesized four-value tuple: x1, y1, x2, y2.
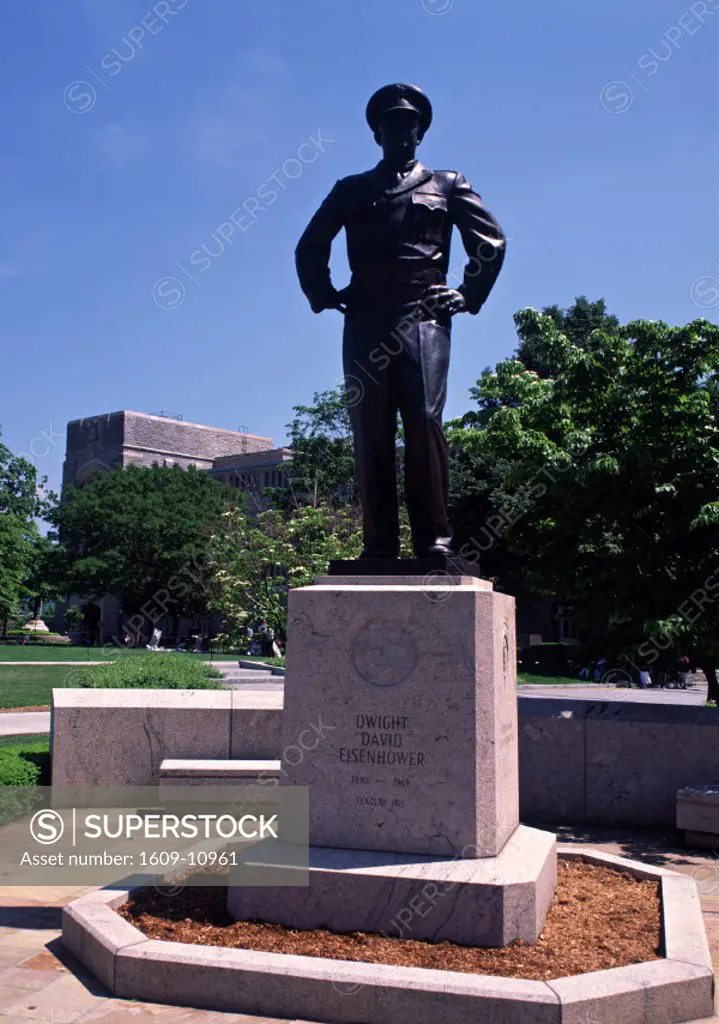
(263, 623, 276, 659)
(255, 619, 274, 658)
(675, 655, 691, 689)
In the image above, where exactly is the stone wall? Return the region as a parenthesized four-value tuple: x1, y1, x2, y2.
(52, 690, 719, 830)
(52, 690, 283, 787)
(519, 697, 719, 828)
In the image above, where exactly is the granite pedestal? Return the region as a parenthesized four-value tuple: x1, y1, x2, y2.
(286, 574, 518, 857)
(228, 824, 556, 946)
(228, 574, 556, 947)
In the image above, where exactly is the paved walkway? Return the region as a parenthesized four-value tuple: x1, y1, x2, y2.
(519, 681, 709, 704)
(223, 666, 711, 705)
(0, 826, 716, 1021)
(0, 883, 316, 1022)
(0, 712, 51, 737)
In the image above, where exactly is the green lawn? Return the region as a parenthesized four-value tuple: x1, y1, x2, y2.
(518, 673, 588, 686)
(0, 665, 75, 709)
(0, 655, 232, 708)
(0, 734, 50, 753)
(0, 646, 252, 663)
(0, 646, 103, 661)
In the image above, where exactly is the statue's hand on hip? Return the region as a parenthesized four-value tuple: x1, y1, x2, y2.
(325, 286, 349, 315)
(424, 285, 466, 318)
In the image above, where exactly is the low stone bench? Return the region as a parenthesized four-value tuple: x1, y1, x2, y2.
(159, 758, 281, 799)
(677, 784, 719, 848)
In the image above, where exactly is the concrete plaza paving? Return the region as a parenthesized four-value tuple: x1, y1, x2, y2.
(0, 826, 717, 1022)
(519, 681, 709, 704)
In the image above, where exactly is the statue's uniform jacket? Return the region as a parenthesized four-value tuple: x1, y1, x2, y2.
(295, 160, 506, 555)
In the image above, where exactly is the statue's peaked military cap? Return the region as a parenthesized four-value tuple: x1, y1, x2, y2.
(365, 83, 432, 136)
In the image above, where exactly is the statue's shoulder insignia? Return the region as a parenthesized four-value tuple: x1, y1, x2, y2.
(428, 170, 460, 194)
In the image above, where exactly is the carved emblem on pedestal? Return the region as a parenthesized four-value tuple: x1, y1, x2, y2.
(351, 622, 417, 688)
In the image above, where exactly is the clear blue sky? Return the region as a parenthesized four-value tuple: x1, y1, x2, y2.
(1, 0, 717, 495)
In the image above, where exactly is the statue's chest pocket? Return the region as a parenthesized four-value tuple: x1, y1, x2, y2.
(410, 192, 448, 243)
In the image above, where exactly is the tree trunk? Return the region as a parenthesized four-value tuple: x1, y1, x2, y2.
(699, 662, 719, 704)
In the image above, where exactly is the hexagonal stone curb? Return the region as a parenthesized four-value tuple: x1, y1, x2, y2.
(61, 849, 715, 1024)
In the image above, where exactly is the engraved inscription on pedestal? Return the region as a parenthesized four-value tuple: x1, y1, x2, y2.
(341, 713, 425, 768)
(343, 711, 428, 817)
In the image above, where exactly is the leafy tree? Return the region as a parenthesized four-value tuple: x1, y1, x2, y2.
(64, 604, 86, 633)
(271, 386, 408, 514)
(448, 297, 621, 578)
(0, 516, 29, 635)
(0, 437, 42, 520)
(516, 296, 620, 377)
(48, 464, 237, 639)
(23, 534, 63, 622)
(447, 440, 522, 590)
(272, 388, 358, 509)
(450, 309, 719, 701)
(465, 297, 620, 428)
(0, 436, 45, 636)
(208, 503, 363, 644)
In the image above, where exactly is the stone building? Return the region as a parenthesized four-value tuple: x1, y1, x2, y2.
(210, 447, 294, 512)
(59, 410, 292, 644)
(62, 410, 276, 489)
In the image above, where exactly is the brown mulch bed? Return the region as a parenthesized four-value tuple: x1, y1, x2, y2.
(118, 858, 662, 980)
(0, 705, 50, 713)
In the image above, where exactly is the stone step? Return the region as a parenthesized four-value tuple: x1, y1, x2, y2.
(238, 659, 285, 676)
(219, 671, 276, 680)
(223, 681, 284, 692)
(159, 758, 281, 791)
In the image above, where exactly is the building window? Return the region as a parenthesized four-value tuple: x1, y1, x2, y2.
(557, 605, 579, 643)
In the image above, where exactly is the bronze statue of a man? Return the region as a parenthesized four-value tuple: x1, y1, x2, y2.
(295, 83, 506, 559)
